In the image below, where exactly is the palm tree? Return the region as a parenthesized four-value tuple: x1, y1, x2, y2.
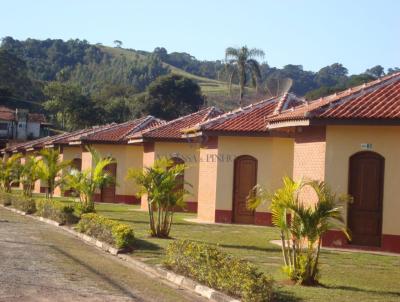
(20, 155, 40, 197)
(65, 147, 115, 213)
(127, 157, 190, 238)
(248, 177, 349, 285)
(0, 154, 22, 193)
(225, 46, 265, 106)
(37, 148, 71, 198)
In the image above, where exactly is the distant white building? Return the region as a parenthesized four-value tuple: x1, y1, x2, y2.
(0, 106, 49, 148)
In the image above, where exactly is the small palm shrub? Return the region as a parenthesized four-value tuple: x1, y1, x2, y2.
(65, 147, 115, 214)
(248, 177, 349, 285)
(37, 148, 71, 199)
(127, 157, 190, 238)
(36, 199, 78, 224)
(164, 240, 274, 302)
(20, 155, 41, 197)
(77, 213, 135, 249)
(0, 154, 22, 193)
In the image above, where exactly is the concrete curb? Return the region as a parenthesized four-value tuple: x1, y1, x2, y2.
(0, 204, 240, 302)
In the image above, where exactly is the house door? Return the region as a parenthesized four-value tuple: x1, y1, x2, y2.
(348, 152, 384, 247)
(101, 163, 117, 203)
(233, 155, 257, 224)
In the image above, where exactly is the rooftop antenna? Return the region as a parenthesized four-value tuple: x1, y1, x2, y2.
(265, 77, 293, 99)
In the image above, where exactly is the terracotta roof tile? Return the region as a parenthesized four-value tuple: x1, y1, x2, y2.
(130, 107, 223, 140)
(27, 113, 46, 123)
(0, 106, 15, 121)
(268, 72, 400, 125)
(186, 94, 305, 133)
(78, 116, 165, 143)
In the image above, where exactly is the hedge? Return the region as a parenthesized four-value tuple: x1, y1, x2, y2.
(164, 240, 274, 302)
(36, 199, 79, 225)
(76, 213, 135, 249)
(9, 194, 36, 214)
(0, 192, 14, 206)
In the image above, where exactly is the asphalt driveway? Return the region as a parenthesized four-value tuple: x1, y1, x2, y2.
(0, 207, 206, 302)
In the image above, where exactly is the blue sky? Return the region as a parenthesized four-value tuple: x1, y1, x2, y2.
(2, 0, 399, 74)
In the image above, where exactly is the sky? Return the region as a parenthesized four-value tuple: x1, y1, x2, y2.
(1, 0, 399, 74)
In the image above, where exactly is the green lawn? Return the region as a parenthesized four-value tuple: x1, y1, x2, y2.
(91, 203, 400, 302)
(32, 196, 400, 302)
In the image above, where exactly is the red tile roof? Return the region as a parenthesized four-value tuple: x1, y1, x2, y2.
(185, 94, 305, 134)
(268, 72, 400, 125)
(0, 106, 15, 121)
(27, 113, 46, 123)
(129, 107, 223, 140)
(76, 116, 165, 143)
(0, 107, 47, 124)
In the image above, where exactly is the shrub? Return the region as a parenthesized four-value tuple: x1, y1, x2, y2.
(164, 240, 274, 302)
(77, 213, 135, 249)
(0, 191, 14, 206)
(10, 194, 36, 214)
(36, 199, 79, 225)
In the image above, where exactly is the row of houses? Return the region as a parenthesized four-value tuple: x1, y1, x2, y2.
(2, 72, 400, 253)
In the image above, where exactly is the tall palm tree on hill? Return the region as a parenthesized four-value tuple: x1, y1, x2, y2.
(225, 46, 265, 106)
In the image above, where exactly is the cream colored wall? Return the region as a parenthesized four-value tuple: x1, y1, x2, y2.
(215, 136, 294, 212)
(84, 144, 144, 197)
(325, 126, 400, 236)
(154, 142, 201, 202)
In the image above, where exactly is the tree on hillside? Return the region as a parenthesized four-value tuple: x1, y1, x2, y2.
(137, 74, 205, 120)
(113, 40, 123, 48)
(43, 82, 99, 130)
(365, 65, 385, 78)
(225, 46, 265, 106)
(0, 49, 42, 104)
(316, 63, 348, 87)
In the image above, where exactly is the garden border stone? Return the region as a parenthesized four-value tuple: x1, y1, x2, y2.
(0, 204, 240, 302)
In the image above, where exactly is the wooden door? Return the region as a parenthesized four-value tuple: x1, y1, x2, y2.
(233, 155, 257, 224)
(348, 152, 384, 247)
(101, 163, 117, 203)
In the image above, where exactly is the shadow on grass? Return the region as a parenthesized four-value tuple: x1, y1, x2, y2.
(219, 243, 280, 253)
(108, 217, 194, 227)
(321, 284, 400, 297)
(274, 291, 303, 302)
(134, 238, 162, 252)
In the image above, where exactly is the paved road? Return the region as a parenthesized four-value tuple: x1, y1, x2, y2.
(0, 207, 206, 302)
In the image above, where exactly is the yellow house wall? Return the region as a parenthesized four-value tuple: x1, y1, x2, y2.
(325, 125, 400, 236)
(83, 144, 143, 197)
(197, 136, 294, 222)
(215, 136, 293, 212)
(153, 142, 200, 202)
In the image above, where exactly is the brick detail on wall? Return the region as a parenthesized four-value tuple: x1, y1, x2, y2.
(215, 210, 232, 223)
(255, 212, 273, 226)
(197, 137, 219, 222)
(293, 126, 326, 182)
(322, 230, 400, 254)
(93, 194, 140, 205)
(141, 142, 155, 211)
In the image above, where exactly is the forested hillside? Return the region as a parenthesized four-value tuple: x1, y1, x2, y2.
(0, 37, 398, 130)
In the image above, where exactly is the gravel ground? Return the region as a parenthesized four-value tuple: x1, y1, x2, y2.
(0, 207, 207, 302)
